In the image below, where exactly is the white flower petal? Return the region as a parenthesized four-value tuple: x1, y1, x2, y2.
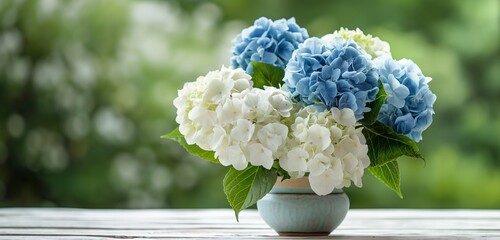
(285, 147, 308, 172)
(216, 98, 247, 125)
(257, 123, 288, 152)
(202, 76, 234, 104)
(217, 145, 247, 170)
(330, 125, 342, 143)
(323, 144, 335, 156)
(307, 125, 331, 151)
(268, 88, 293, 117)
(309, 167, 343, 196)
(331, 107, 356, 126)
(356, 145, 370, 167)
(232, 156, 249, 171)
(278, 156, 289, 171)
(307, 153, 330, 176)
(292, 122, 309, 142)
(193, 127, 212, 150)
(179, 123, 196, 145)
(243, 90, 260, 109)
(351, 167, 364, 187)
(247, 143, 274, 169)
(187, 107, 216, 127)
(335, 137, 359, 158)
(233, 78, 251, 92)
(342, 153, 358, 173)
(210, 125, 229, 151)
(230, 119, 255, 143)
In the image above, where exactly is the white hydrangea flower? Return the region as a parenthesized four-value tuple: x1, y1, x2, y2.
(307, 153, 330, 176)
(216, 145, 247, 170)
(173, 66, 295, 171)
(334, 134, 355, 157)
(307, 125, 331, 151)
(281, 105, 371, 195)
(227, 68, 253, 92)
(266, 87, 294, 117)
(291, 116, 309, 142)
(216, 98, 248, 125)
(174, 66, 250, 125)
(322, 27, 390, 59)
(257, 123, 288, 152)
(247, 143, 274, 169)
(280, 147, 308, 172)
(230, 119, 255, 143)
(309, 158, 343, 196)
(238, 89, 273, 123)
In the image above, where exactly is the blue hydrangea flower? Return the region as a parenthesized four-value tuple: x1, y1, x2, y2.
(231, 17, 308, 73)
(375, 56, 437, 142)
(284, 37, 379, 120)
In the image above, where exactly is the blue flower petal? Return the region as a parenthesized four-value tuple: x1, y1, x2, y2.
(262, 52, 278, 64)
(395, 113, 415, 134)
(339, 92, 357, 111)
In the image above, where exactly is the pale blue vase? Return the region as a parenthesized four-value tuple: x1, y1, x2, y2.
(256, 178, 349, 236)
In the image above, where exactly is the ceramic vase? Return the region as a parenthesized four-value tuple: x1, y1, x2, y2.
(256, 177, 349, 236)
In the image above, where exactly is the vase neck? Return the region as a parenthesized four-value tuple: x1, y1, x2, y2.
(270, 187, 344, 194)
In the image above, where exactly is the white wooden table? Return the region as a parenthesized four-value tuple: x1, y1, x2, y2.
(0, 208, 498, 239)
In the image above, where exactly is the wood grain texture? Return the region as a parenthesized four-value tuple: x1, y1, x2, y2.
(0, 208, 499, 239)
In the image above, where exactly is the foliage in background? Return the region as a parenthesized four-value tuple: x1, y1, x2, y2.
(0, 0, 236, 208)
(1, 0, 499, 208)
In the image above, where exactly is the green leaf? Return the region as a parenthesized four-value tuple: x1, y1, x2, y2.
(223, 165, 277, 221)
(161, 127, 219, 164)
(369, 161, 402, 198)
(362, 121, 424, 166)
(251, 61, 285, 89)
(360, 81, 388, 125)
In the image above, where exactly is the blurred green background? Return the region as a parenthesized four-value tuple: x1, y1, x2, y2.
(1, 0, 499, 209)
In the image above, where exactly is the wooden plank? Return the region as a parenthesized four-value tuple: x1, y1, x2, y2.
(0, 218, 498, 230)
(0, 208, 498, 239)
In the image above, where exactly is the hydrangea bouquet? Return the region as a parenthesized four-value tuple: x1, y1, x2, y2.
(164, 17, 436, 219)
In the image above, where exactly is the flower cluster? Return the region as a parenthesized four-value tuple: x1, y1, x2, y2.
(375, 56, 437, 142)
(324, 28, 436, 141)
(284, 37, 379, 120)
(322, 28, 390, 59)
(174, 66, 295, 170)
(173, 66, 251, 146)
(173, 65, 369, 195)
(169, 17, 436, 202)
(231, 17, 309, 73)
(279, 106, 369, 195)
